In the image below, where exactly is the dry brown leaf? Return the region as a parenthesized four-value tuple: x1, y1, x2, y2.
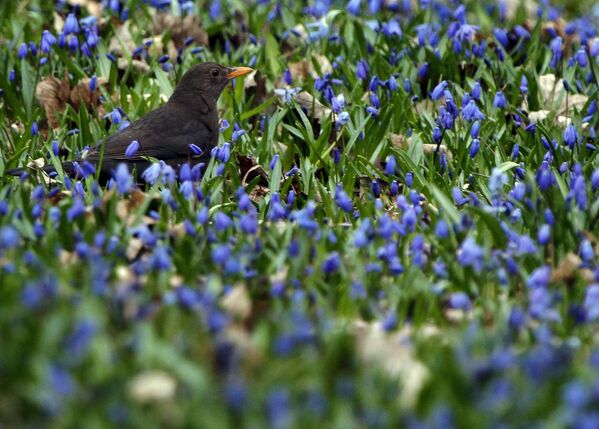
(503, 0, 537, 19)
(109, 21, 136, 57)
(353, 320, 429, 408)
(221, 284, 252, 320)
(59, 249, 77, 265)
(67, 0, 102, 17)
(169, 223, 186, 239)
(126, 237, 143, 260)
(129, 371, 176, 403)
(36, 76, 108, 129)
(237, 155, 268, 186)
(269, 267, 289, 285)
(151, 13, 209, 49)
(35, 77, 70, 128)
(224, 326, 262, 366)
(286, 55, 333, 82)
(169, 275, 183, 288)
(551, 252, 582, 283)
(293, 91, 332, 118)
(115, 265, 135, 283)
(390, 133, 452, 159)
(26, 157, 45, 169)
(117, 57, 151, 73)
(527, 74, 589, 122)
(249, 185, 270, 202)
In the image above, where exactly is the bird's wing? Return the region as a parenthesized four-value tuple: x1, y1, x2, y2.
(87, 104, 217, 163)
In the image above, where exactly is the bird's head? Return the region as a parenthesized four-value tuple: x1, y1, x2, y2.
(169, 62, 253, 109)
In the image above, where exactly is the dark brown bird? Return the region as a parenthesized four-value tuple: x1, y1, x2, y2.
(7, 62, 253, 180)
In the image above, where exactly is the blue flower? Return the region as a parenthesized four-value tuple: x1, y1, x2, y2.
(209, 244, 229, 266)
(535, 161, 555, 191)
(402, 207, 417, 231)
(448, 292, 471, 311)
(334, 185, 353, 212)
(584, 284, 599, 321)
(462, 100, 485, 121)
(239, 213, 258, 234)
(453, 23, 479, 43)
(472, 82, 481, 100)
(292, 202, 318, 232)
(113, 163, 132, 194)
(457, 238, 484, 272)
(125, 140, 139, 157)
(268, 193, 287, 221)
(232, 123, 246, 142)
(493, 91, 507, 109)
(336, 111, 350, 126)
(385, 154, 397, 176)
(214, 212, 233, 231)
(65, 319, 96, 358)
(64, 13, 80, 34)
(106, 108, 122, 124)
(549, 37, 563, 67)
(591, 169, 599, 190)
(266, 389, 291, 428)
(469, 138, 480, 158)
(434, 219, 449, 239)
(431, 80, 448, 100)
(0, 226, 20, 249)
(574, 48, 589, 68)
(18, 43, 27, 59)
(452, 187, 469, 206)
(347, 0, 361, 15)
(488, 168, 508, 196)
(382, 20, 402, 37)
(537, 224, 551, 245)
(493, 28, 509, 48)
(142, 163, 161, 184)
(356, 60, 369, 80)
(41, 30, 56, 53)
(527, 265, 551, 288)
(306, 20, 328, 41)
(322, 252, 341, 274)
(189, 143, 203, 156)
(569, 175, 587, 210)
(564, 124, 578, 149)
(50, 365, 74, 398)
(67, 197, 86, 221)
(216, 142, 231, 163)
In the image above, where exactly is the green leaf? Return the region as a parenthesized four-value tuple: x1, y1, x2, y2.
(154, 68, 174, 97)
(496, 161, 520, 173)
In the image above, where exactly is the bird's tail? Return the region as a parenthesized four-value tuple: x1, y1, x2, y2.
(5, 164, 67, 178)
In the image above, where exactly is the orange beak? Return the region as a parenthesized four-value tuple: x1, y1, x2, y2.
(227, 67, 254, 79)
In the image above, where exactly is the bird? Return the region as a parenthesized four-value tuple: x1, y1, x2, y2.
(6, 62, 253, 181)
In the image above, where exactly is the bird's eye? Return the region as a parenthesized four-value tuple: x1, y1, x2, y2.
(211, 69, 220, 77)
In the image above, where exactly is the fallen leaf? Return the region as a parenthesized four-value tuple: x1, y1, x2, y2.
(66, 0, 102, 18)
(249, 185, 270, 202)
(117, 58, 150, 73)
(390, 133, 452, 159)
(551, 252, 582, 283)
(151, 13, 209, 49)
(353, 320, 429, 408)
(530, 73, 588, 120)
(292, 91, 332, 119)
(129, 371, 176, 403)
(221, 284, 252, 320)
(126, 237, 143, 260)
(36, 75, 108, 129)
(237, 155, 268, 186)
